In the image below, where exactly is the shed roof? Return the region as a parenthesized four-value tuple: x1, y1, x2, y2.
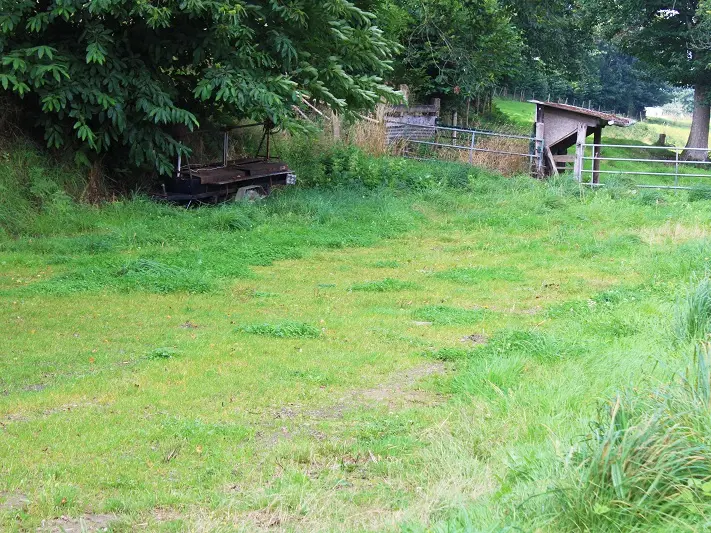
(529, 100, 635, 127)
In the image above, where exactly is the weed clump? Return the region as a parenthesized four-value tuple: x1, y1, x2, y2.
(688, 186, 711, 202)
(117, 259, 215, 294)
(148, 347, 180, 360)
(424, 347, 475, 361)
(675, 275, 711, 343)
(484, 330, 585, 362)
(236, 321, 322, 339)
(544, 344, 711, 531)
(373, 260, 400, 268)
(350, 278, 417, 292)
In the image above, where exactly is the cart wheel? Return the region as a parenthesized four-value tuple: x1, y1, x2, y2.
(235, 185, 267, 201)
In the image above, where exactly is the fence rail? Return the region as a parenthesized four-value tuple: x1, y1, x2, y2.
(573, 142, 711, 189)
(384, 120, 544, 175)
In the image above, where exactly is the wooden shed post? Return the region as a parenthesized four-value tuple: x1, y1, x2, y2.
(592, 127, 602, 184)
(573, 124, 587, 182)
(535, 121, 545, 177)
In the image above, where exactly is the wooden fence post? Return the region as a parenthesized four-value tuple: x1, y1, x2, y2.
(331, 110, 341, 140)
(573, 124, 587, 182)
(535, 122, 545, 178)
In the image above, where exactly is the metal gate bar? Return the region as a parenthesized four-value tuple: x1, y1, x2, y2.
(574, 141, 711, 188)
(386, 120, 544, 175)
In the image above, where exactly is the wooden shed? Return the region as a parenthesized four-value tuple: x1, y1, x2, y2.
(384, 98, 441, 144)
(530, 100, 635, 181)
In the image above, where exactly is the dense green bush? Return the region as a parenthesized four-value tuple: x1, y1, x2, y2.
(0, 0, 399, 174)
(279, 136, 483, 191)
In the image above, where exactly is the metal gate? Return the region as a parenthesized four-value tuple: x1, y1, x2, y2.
(573, 141, 711, 189)
(385, 120, 544, 177)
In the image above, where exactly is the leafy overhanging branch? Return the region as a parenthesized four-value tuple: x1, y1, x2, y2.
(0, 0, 401, 174)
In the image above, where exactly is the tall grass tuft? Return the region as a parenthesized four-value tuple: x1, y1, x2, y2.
(543, 344, 711, 531)
(675, 275, 711, 343)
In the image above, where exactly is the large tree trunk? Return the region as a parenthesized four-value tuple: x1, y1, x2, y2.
(682, 84, 710, 161)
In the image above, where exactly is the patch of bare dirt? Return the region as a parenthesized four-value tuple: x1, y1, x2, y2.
(3, 400, 104, 426)
(0, 491, 29, 511)
(356, 362, 445, 405)
(256, 363, 447, 447)
(23, 384, 46, 392)
(152, 507, 183, 522)
(460, 334, 488, 345)
(244, 508, 284, 529)
(260, 363, 447, 445)
(37, 514, 116, 532)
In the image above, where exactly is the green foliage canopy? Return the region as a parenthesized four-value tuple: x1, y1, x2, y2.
(376, 0, 521, 103)
(0, 0, 400, 174)
(590, 0, 711, 88)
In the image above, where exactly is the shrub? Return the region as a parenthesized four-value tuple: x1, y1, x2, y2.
(1, 1, 398, 175)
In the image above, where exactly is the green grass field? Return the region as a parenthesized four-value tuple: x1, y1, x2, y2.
(4, 139, 711, 531)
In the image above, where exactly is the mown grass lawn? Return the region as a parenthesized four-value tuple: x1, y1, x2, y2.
(2, 172, 711, 531)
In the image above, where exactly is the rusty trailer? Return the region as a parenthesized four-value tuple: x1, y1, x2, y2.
(154, 125, 296, 204)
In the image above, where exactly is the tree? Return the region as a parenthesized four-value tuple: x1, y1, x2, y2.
(0, 0, 400, 174)
(376, 0, 522, 107)
(501, 0, 593, 85)
(590, 0, 711, 160)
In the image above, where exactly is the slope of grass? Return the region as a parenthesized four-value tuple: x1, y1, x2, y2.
(3, 147, 711, 532)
